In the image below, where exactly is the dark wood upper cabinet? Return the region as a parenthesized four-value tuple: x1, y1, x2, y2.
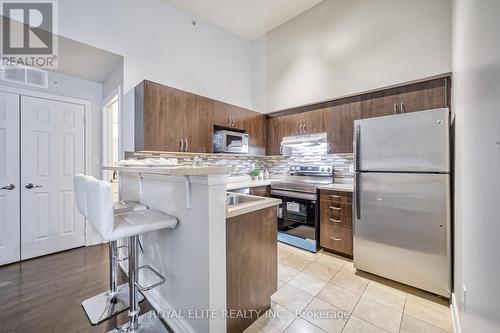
(244, 112, 267, 155)
(397, 78, 449, 113)
(136, 81, 213, 152)
(320, 97, 361, 154)
(137, 80, 182, 152)
(184, 95, 214, 153)
(213, 100, 250, 129)
(136, 80, 266, 154)
(299, 110, 323, 135)
(266, 76, 450, 156)
(213, 100, 267, 155)
(360, 77, 449, 118)
(136, 76, 449, 156)
(266, 116, 284, 155)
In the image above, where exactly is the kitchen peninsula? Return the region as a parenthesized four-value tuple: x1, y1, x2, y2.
(103, 165, 280, 333)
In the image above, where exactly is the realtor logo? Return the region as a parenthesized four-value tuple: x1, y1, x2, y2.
(1, 0, 58, 68)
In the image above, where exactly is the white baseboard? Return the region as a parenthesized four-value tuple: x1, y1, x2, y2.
(118, 261, 196, 333)
(451, 293, 462, 333)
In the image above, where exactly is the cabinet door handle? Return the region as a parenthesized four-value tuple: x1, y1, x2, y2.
(298, 124, 302, 134)
(1, 184, 15, 190)
(400, 101, 405, 113)
(228, 116, 232, 126)
(25, 183, 42, 189)
(184, 138, 189, 152)
(393, 103, 398, 114)
(329, 218, 341, 223)
(329, 195, 341, 199)
(180, 138, 184, 151)
(303, 123, 306, 133)
(329, 206, 341, 210)
(329, 236, 342, 241)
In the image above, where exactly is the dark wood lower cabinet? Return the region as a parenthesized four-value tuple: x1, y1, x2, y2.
(249, 185, 270, 197)
(319, 190, 353, 257)
(320, 223, 353, 256)
(226, 206, 278, 333)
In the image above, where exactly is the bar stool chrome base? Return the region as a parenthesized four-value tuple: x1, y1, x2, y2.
(82, 283, 145, 325)
(106, 310, 169, 333)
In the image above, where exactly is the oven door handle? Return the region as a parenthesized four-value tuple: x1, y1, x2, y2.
(271, 189, 317, 201)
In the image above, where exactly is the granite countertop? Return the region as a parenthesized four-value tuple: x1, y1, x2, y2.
(226, 179, 273, 190)
(317, 183, 354, 192)
(226, 194, 281, 219)
(226, 178, 354, 192)
(103, 165, 232, 176)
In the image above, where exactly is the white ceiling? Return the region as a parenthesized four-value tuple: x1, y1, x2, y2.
(162, 0, 324, 40)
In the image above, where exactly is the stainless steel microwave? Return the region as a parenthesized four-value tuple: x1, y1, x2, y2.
(213, 130, 249, 154)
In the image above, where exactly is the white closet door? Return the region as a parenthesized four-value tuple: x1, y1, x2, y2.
(21, 96, 85, 260)
(0, 92, 20, 266)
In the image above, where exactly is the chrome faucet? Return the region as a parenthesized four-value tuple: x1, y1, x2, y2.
(192, 155, 203, 167)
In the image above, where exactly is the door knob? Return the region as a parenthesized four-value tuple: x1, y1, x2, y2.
(1, 184, 15, 190)
(25, 183, 42, 189)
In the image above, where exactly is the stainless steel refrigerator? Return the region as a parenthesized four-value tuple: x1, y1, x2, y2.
(353, 108, 451, 298)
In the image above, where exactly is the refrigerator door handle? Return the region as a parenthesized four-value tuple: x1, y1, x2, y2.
(355, 124, 361, 171)
(355, 172, 361, 220)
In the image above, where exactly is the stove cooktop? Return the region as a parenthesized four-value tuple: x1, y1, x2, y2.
(271, 165, 334, 193)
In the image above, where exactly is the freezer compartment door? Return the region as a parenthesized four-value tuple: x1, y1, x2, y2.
(354, 108, 449, 172)
(353, 172, 451, 297)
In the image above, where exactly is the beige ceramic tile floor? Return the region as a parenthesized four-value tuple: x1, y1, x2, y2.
(245, 243, 453, 333)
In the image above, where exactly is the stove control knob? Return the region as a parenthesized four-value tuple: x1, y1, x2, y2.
(327, 167, 331, 172)
(321, 167, 325, 172)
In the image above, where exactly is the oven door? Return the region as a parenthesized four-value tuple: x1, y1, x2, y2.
(271, 190, 318, 243)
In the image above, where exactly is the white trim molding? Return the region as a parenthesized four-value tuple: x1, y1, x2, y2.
(451, 293, 462, 333)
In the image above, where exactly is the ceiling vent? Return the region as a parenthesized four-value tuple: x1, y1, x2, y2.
(1, 64, 48, 89)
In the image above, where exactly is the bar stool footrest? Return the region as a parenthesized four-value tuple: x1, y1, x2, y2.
(135, 265, 166, 291)
(113, 245, 129, 262)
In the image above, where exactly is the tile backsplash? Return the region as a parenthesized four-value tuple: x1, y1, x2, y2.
(125, 148, 354, 182)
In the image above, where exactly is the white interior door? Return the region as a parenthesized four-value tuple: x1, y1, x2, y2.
(21, 96, 85, 260)
(0, 91, 20, 265)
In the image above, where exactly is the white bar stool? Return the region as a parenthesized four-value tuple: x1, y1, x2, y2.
(74, 174, 148, 324)
(83, 175, 178, 332)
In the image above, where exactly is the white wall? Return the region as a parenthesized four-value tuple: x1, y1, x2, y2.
(103, 60, 124, 100)
(57, 0, 253, 151)
(58, 0, 253, 108)
(253, 0, 452, 112)
(452, 0, 500, 332)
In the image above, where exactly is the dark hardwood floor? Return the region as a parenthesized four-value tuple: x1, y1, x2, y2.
(0, 244, 163, 333)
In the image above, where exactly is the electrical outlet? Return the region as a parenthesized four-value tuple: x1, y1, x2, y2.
(149, 246, 155, 261)
(462, 284, 467, 312)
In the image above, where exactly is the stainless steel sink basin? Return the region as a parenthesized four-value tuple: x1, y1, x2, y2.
(227, 193, 265, 207)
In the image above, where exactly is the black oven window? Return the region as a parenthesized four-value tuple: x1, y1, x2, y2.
(227, 135, 242, 147)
